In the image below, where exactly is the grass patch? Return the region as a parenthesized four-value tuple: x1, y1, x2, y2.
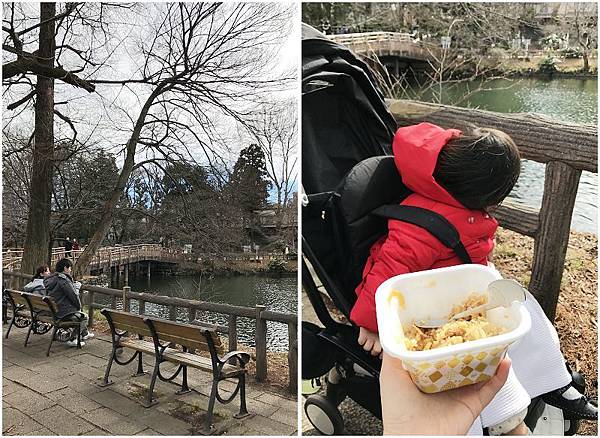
(169, 400, 223, 434)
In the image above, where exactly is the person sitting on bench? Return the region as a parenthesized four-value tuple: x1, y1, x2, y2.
(44, 258, 94, 347)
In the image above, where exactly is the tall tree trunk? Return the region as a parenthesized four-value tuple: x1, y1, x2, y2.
(21, 3, 56, 275)
(73, 88, 163, 278)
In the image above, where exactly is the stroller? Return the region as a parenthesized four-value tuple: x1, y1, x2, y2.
(301, 23, 588, 435)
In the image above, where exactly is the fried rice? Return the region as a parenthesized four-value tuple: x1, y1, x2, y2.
(403, 293, 507, 351)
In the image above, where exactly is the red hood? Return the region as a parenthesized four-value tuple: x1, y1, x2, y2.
(393, 122, 463, 208)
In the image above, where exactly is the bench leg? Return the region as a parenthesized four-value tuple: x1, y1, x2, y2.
(202, 379, 219, 435)
(46, 326, 58, 357)
(132, 352, 146, 377)
(176, 365, 191, 395)
(5, 317, 15, 338)
(234, 374, 249, 418)
(143, 359, 160, 408)
(99, 347, 116, 387)
(24, 320, 36, 347)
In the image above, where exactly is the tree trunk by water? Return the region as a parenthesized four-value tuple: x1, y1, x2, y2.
(21, 3, 56, 275)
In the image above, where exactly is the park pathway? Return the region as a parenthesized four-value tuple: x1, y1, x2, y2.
(2, 326, 297, 436)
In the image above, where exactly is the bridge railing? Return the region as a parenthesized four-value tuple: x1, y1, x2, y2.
(329, 31, 413, 45)
(329, 31, 434, 61)
(2, 269, 298, 391)
(387, 99, 597, 320)
(2, 244, 181, 271)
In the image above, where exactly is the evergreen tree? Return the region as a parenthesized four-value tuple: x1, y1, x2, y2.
(228, 144, 271, 214)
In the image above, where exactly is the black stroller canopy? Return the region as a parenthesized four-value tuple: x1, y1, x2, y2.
(302, 23, 397, 195)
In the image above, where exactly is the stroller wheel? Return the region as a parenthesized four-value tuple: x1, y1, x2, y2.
(305, 394, 344, 435)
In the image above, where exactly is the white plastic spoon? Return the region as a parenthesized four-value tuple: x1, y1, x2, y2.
(414, 279, 527, 329)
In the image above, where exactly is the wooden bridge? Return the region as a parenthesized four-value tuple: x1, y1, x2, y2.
(329, 31, 436, 74)
(2, 244, 185, 276)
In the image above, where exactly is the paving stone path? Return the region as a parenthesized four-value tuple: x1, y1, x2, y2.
(3, 325, 297, 436)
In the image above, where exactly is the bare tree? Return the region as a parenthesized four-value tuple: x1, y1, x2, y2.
(251, 100, 298, 210)
(73, 3, 293, 277)
(569, 2, 597, 72)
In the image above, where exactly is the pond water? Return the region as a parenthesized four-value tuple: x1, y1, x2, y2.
(107, 274, 297, 352)
(410, 77, 598, 233)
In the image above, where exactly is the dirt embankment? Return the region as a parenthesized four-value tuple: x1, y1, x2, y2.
(494, 227, 597, 435)
(173, 259, 297, 277)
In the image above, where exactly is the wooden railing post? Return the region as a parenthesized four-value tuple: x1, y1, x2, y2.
(288, 321, 298, 392)
(529, 161, 582, 321)
(169, 304, 177, 321)
(138, 296, 146, 316)
(88, 290, 95, 327)
(188, 307, 196, 323)
(228, 315, 238, 352)
(255, 305, 267, 382)
(122, 286, 131, 312)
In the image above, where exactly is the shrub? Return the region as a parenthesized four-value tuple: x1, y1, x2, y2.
(538, 55, 559, 73)
(267, 258, 286, 273)
(560, 47, 583, 59)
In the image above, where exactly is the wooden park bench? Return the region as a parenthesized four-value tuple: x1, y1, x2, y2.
(3, 289, 85, 355)
(100, 309, 251, 434)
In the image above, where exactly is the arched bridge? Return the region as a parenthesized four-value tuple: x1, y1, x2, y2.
(328, 31, 437, 75)
(2, 244, 185, 275)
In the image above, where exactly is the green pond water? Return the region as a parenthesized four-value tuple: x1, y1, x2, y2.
(411, 77, 597, 234)
(107, 275, 297, 352)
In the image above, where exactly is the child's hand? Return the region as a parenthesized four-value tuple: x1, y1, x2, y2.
(358, 326, 382, 358)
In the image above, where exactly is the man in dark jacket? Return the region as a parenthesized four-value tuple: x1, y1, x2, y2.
(64, 237, 73, 258)
(44, 258, 94, 347)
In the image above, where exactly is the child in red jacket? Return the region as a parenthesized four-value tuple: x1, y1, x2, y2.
(351, 122, 518, 349)
(351, 122, 596, 432)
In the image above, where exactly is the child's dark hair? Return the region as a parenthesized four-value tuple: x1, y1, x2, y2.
(55, 258, 73, 273)
(32, 265, 49, 281)
(434, 127, 521, 210)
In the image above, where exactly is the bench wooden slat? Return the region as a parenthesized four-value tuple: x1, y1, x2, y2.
(149, 319, 224, 355)
(106, 311, 152, 337)
(118, 338, 242, 377)
(7, 291, 29, 307)
(162, 350, 243, 377)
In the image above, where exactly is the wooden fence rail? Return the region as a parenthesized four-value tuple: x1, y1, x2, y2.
(2, 270, 298, 391)
(387, 98, 597, 320)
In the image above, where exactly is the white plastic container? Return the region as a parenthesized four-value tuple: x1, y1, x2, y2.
(375, 264, 531, 393)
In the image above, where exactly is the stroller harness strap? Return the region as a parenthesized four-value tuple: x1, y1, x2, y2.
(372, 204, 473, 265)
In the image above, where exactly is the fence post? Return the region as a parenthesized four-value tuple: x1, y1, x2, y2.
(169, 304, 177, 321)
(529, 161, 581, 320)
(188, 307, 196, 323)
(139, 297, 145, 316)
(254, 305, 267, 382)
(288, 321, 298, 392)
(111, 294, 117, 310)
(228, 315, 238, 352)
(88, 290, 95, 327)
(122, 286, 131, 312)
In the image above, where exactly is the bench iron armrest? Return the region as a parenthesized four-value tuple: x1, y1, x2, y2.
(55, 311, 86, 323)
(219, 350, 251, 366)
